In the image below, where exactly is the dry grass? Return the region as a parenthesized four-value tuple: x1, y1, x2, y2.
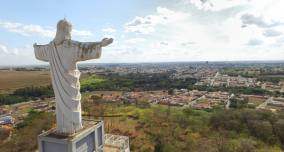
(248, 96, 266, 106)
(0, 70, 50, 93)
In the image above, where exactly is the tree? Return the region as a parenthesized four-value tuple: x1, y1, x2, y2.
(167, 88, 175, 96)
(247, 120, 276, 144)
(167, 88, 175, 121)
(154, 139, 163, 152)
(229, 97, 248, 109)
(274, 119, 284, 145)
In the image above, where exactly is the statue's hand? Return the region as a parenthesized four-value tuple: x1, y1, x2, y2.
(101, 38, 113, 47)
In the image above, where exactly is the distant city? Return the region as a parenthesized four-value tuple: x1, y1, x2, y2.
(1, 61, 284, 151)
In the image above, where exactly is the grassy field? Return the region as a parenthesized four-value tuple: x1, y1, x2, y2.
(248, 96, 266, 106)
(0, 70, 50, 93)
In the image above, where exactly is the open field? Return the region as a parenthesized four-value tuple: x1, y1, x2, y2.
(262, 74, 284, 78)
(0, 70, 50, 93)
(248, 96, 266, 106)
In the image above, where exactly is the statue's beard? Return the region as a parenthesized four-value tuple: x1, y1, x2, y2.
(53, 30, 71, 44)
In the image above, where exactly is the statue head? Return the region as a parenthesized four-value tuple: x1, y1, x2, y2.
(53, 19, 72, 44)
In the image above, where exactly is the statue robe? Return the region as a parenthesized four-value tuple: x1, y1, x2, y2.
(34, 40, 102, 134)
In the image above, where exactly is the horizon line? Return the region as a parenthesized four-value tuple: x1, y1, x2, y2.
(1, 59, 284, 67)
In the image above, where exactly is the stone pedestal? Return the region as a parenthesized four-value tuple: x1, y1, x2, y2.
(38, 120, 104, 152)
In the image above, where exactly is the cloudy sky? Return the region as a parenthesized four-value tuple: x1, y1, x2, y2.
(0, 0, 284, 65)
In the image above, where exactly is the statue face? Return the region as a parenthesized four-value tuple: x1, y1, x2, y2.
(59, 22, 72, 35)
(54, 19, 72, 42)
(61, 24, 72, 34)
(62, 25, 71, 39)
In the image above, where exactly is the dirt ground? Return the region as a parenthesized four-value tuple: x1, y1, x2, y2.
(0, 70, 51, 93)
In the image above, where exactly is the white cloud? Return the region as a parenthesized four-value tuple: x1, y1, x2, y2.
(0, 44, 37, 65)
(102, 28, 116, 33)
(263, 29, 282, 37)
(240, 13, 284, 28)
(181, 41, 196, 46)
(0, 21, 94, 38)
(159, 41, 168, 46)
(125, 7, 189, 34)
(0, 44, 9, 54)
(103, 34, 116, 39)
(125, 38, 146, 44)
(0, 44, 22, 55)
(72, 29, 93, 37)
(2, 0, 284, 64)
(247, 39, 263, 46)
(0, 21, 54, 37)
(185, 0, 250, 11)
(120, 0, 284, 62)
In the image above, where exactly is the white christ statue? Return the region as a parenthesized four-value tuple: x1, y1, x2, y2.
(34, 19, 113, 134)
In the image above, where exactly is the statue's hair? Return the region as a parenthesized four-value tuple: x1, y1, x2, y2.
(53, 19, 72, 44)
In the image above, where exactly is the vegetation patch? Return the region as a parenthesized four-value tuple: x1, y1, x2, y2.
(0, 111, 55, 152)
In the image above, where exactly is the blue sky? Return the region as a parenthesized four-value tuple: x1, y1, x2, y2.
(0, 0, 284, 65)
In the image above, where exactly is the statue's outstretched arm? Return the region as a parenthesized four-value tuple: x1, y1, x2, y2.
(100, 38, 113, 47)
(34, 43, 49, 62)
(74, 38, 113, 48)
(74, 38, 113, 61)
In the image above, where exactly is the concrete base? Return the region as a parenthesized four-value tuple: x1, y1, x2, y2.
(38, 120, 104, 152)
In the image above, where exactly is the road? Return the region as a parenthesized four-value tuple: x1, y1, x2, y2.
(256, 97, 272, 109)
